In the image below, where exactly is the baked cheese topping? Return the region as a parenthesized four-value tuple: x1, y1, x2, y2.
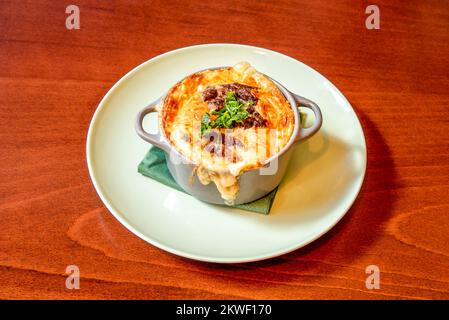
(160, 62, 294, 204)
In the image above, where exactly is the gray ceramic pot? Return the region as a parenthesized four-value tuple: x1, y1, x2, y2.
(135, 73, 322, 205)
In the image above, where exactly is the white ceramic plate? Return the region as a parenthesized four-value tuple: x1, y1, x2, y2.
(86, 44, 366, 263)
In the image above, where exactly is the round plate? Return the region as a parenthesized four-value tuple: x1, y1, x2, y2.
(86, 44, 366, 263)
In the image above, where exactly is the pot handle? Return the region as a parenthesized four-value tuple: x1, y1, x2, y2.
(135, 98, 169, 151)
(293, 94, 323, 143)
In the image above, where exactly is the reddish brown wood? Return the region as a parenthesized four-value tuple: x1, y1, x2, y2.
(1, 0, 449, 299)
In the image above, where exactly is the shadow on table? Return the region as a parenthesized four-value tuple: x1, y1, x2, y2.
(186, 108, 398, 282)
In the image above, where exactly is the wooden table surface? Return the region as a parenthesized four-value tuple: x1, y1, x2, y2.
(1, 0, 449, 300)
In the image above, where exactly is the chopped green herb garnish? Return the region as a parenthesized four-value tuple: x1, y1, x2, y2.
(200, 112, 211, 135)
(200, 91, 249, 135)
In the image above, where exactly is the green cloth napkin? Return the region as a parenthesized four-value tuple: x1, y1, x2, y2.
(137, 147, 277, 214)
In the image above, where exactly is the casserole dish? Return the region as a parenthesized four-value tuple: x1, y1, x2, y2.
(135, 63, 322, 205)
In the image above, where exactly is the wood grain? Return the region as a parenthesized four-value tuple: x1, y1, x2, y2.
(1, 0, 449, 299)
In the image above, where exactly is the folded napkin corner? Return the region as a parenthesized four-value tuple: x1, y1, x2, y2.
(138, 147, 278, 215)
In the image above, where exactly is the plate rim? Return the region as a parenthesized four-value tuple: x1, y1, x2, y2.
(86, 43, 367, 263)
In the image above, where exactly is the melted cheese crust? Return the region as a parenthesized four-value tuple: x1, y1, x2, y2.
(160, 62, 294, 204)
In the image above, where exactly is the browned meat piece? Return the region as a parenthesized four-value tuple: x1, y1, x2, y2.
(201, 83, 268, 129)
(201, 83, 258, 111)
(238, 111, 267, 129)
(222, 83, 257, 103)
(202, 87, 217, 101)
(246, 104, 255, 114)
